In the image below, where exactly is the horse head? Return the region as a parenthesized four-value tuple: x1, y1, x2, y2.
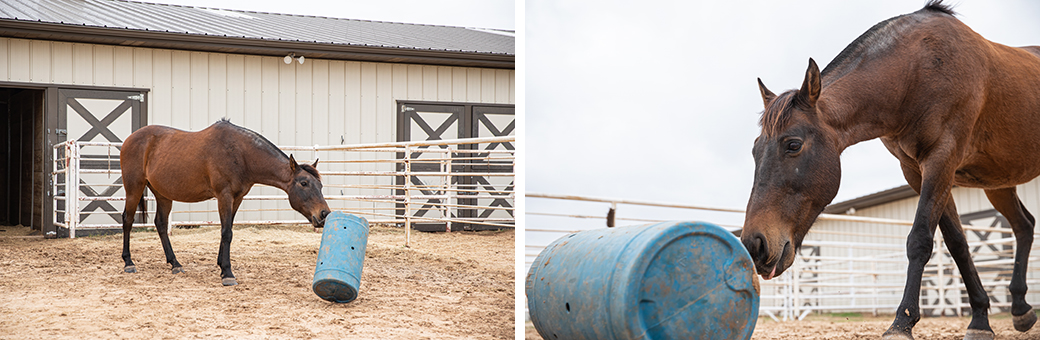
(286, 154, 332, 228)
(743, 58, 842, 280)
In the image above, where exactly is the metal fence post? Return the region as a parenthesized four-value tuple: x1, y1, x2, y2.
(68, 141, 80, 239)
(444, 146, 452, 232)
(53, 143, 60, 233)
(792, 257, 801, 320)
(872, 261, 879, 316)
(849, 247, 856, 309)
(937, 234, 946, 316)
(404, 145, 412, 247)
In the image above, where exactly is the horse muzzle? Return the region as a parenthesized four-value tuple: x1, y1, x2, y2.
(310, 209, 331, 228)
(742, 232, 793, 280)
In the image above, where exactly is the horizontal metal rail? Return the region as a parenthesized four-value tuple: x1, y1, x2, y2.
(54, 137, 514, 245)
(527, 192, 1040, 322)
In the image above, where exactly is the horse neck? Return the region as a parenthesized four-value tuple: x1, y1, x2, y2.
(817, 75, 908, 152)
(251, 154, 293, 191)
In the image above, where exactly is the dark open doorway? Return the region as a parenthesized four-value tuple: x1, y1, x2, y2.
(0, 87, 45, 230)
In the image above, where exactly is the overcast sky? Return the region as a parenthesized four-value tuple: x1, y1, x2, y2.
(140, 1, 1040, 239)
(147, 0, 515, 30)
(526, 0, 1040, 238)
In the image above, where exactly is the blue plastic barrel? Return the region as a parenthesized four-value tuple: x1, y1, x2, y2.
(313, 212, 369, 303)
(526, 221, 759, 340)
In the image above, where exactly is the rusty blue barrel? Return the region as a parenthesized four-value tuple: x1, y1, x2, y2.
(313, 212, 369, 303)
(526, 221, 759, 340)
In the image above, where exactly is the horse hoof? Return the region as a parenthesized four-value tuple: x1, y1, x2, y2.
(1013, 309, 1037, 332)
(881, 330, 913, 340)
(964, 329, 995, 340)
(124, 265, 137, 273)
(222, 277, 238, 286)
(171, 267, 184, 274)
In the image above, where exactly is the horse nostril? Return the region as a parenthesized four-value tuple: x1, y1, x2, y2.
(743, 234, 759, 259)
(321, 210, 330, 219)
(755, 234, 769, 264)
(744, 233, 769, 265)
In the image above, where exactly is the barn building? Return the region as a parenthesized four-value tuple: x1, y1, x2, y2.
(0, 0, 515, 236)
(792, 180, 1040, 316)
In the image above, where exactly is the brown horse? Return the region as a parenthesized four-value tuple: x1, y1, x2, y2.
(742, 1, 1040, 339)
(119, 119, 331, 286)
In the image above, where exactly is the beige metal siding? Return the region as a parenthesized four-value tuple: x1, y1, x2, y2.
(53, 42, 73, 84)
(31, 41, 50, 83)
(9, 39, 29, 81)
(0, 36, 514, 224)
(811, 182, 1040, 314)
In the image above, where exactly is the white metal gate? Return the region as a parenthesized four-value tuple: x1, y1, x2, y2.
(53, 136, 515, 246)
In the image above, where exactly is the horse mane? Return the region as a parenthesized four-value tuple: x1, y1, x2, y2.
(214, 118, 288, 160)
(214, 118, 322, 180)
(923, 0, 955, 16)
(761, 1, 959, 136)
(759, 90, 801, 137)
(821, 0, 956, 79)
(297, 163, 321, 180)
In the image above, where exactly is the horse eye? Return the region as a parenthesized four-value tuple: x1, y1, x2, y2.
(786, 140, 803, 153)
(301, 181, 308, 187)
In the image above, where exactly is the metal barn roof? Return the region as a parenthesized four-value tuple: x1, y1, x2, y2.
(823, 185, 918, 214)
(0, 0, 514, 68)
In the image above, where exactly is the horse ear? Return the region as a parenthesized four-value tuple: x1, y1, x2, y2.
(289, 154, 299, 173)
(757, 78, 776, 109)
(312, 158, 319, 168)
(798, 58, 821, 107)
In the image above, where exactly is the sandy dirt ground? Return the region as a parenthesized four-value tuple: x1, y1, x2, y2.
(0, 224, 513, 340)
(525, 313, 1040, 339)
(751, 313, 1040, 340)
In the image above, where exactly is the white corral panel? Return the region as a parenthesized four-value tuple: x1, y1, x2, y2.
(813, 182, 1040, 314)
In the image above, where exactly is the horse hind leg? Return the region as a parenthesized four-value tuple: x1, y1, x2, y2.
(1012, 199, 1038, 332)
(153, 193, 184, 274)
(984, 188, 1036, 332)
(121, 182, 146, 273)
(936, 198, 993, 339)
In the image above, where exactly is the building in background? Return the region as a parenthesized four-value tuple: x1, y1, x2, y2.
(795, 180, 1040, 316)
(0, 0, 514, 236)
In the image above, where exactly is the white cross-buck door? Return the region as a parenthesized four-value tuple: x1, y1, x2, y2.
(396, 102, 514, 231)
(56, 89, 147, 228)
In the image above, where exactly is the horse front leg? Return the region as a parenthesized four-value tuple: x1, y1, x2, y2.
(883, 204, 940, 340)
(936, 197, 993, 339)
(884, 165, 954, 340)
(984, 188, 1036, 332)
(216, 195, 242, 286)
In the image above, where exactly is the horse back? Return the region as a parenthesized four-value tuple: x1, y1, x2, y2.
(1019, 45, 1040, 59)
(853, 14, 1040, 188)
(950, 40, 1040, 188)
(121, 124, 232, 202)
(120, 124, 183, 178)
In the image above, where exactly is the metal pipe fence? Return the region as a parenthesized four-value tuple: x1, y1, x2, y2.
(52, 137, 514, 246)
(525, 192, 1040, 321)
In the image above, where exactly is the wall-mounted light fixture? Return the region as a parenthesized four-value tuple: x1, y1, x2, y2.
(284, 52, 305, 65)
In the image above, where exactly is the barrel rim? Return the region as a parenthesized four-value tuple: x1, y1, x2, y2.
(526, 221, 760, 340)
(326, 211, 370, 226)
(313, 279, 360, 303)
(615, 221, 760, 340)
